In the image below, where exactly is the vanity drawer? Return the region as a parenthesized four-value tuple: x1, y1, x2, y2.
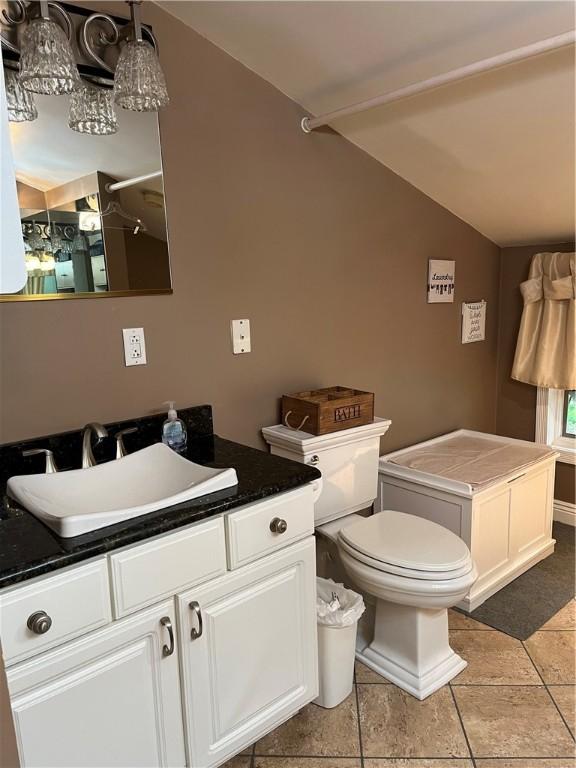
(225, 485, 315, 569)
(110, 517, 227, 618)
(0, 559, 111, 667)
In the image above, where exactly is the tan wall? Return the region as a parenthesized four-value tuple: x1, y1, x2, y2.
(44, 172, 99, 210)
(0, 4, 500, 452)
(496, 242, 575, 504)
(16, 181, 44, 215)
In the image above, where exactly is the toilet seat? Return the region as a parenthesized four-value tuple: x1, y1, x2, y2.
(338, 510, 473, 581)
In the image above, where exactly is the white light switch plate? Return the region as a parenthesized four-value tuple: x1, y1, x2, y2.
(122, 327, 147, 366)
(231, 319, 251, 354)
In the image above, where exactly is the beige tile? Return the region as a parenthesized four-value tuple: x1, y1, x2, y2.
(254, 694, 360, 757)
(453, 686, 575, 758)
(449, 609, 494, 631)
(255, 759, 361, 767)
(450, 630, 541, 685)
(476, 761, 575, 767)
(549, 686, 576, 737)
(357, 684, 469, 758)
(355, 660, 391, 684)
(540, 600, 576, 631)
(365, 761, 474, 767)
(524, 631, 576, 684)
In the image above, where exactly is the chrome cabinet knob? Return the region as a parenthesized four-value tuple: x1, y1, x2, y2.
(27, 611, 52, 635)
(270, 517, 288, 534)
(309, 455, 320, 465)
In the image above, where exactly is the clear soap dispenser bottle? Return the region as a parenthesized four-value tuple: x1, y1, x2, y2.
(162, 402, 188, 454)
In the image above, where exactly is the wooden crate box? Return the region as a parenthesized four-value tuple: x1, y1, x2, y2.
(281, 386, 374, 435)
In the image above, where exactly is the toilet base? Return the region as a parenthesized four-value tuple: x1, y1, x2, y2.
(357, 600, 467, 700)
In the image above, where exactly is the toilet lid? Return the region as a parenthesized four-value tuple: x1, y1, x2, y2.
(339, 510, 471, 574)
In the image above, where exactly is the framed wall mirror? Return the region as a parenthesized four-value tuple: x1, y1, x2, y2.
(1, 1, 172, 301)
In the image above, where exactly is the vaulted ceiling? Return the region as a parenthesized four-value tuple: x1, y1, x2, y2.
(159, 1, 575, 246)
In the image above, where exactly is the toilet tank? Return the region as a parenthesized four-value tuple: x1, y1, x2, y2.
(262, 418, 391, 525)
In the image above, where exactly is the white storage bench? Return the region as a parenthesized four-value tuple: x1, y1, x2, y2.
(377, 430, 558, 611)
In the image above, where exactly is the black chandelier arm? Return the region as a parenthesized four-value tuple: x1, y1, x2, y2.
(144, 25, 159, 54)
(1, 1, 160, 73)
(80, 12, 120, 74)
(0, 0, 25, 54)
(127, 24, 159, 53)
(117, 2, 159, 54)
(46, 1, 74, 42)
(1, 1, 26, 27)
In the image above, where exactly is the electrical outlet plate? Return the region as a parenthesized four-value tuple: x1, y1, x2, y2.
(231, 319, 251, 354)
(122, 327, 147, 366)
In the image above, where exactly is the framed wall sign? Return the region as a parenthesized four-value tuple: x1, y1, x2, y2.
(428, 260, 455, 303)
(462, 300, 487, 344)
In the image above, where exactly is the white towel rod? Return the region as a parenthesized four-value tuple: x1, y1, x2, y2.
(301, 29, 576, 132)
(105, 170, 162, 193)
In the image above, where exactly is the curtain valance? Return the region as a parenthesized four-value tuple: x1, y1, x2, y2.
(512, 251, 575, 389)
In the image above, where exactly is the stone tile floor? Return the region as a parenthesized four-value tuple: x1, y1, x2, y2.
(224, 600, 576, 768)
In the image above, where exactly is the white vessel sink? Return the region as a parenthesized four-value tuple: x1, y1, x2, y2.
(7, 443, 238, 538)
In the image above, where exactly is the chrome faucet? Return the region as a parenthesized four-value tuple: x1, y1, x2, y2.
(81, 423, 109, 468)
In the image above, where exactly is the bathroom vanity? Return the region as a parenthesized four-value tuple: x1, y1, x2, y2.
(0, 406, 321, 768)
(377, 430, 558, 611)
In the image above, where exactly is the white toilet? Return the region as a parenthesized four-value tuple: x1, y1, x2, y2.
(333, 510, 476, 699)
(262, 418, 477, 700)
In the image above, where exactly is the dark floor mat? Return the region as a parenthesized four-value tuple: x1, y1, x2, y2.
(457, 522, 575, 640)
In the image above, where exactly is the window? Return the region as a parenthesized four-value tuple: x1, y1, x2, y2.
(536, 388, 576, 465)
(563, 390, 576, 438)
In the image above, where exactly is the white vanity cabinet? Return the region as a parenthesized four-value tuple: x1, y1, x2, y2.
(1, 484, 317, 768)
(7, 600, 185, 768)
(178, 537, 317, 768)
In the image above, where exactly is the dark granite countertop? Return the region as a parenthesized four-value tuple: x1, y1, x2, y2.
(0, 406, 320, 590)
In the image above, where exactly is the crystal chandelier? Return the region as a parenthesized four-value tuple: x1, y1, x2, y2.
(1, 0, 169, 135)
(19, 1, 79, 95)
(114, 1, 169, 112)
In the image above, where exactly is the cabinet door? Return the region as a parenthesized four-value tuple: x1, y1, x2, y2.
(178, 537, 317, 768)
(91, 255, 108, 287)
(7, 601, 185, 768)
(54, 260, 75, 289)
(509, 465, 553, 558)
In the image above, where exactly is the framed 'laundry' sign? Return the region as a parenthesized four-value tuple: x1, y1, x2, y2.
(462, 300, 487, 343)
(427, 260, 455, 303)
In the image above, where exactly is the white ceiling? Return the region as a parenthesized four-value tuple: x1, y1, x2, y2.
(159, 0, 575, 246)
(9, 92, 162, 191)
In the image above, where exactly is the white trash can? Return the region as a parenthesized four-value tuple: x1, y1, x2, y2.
(314, 578, 365, 709)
